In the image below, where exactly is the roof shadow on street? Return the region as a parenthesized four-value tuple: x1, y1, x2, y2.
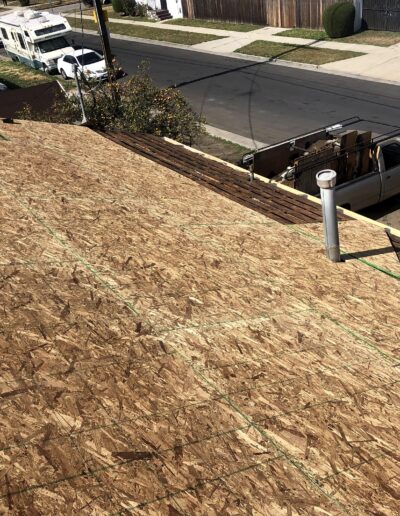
(172, 38, 326, 89)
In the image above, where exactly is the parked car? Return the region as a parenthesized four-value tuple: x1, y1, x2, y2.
(0, 82, 8, 92)
(57, 48, 107, 80)
(242, 119, 400, 212)
(335, 138, 400, 211)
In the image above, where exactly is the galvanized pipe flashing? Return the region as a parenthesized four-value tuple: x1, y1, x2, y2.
(316, 169, 341, 263)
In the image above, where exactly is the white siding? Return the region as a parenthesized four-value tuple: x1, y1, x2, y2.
(138, 0, 161, 10)
(137, 0, 183, 18)
(166, 0, 183, 18)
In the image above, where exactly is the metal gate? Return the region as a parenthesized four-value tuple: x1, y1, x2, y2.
(363, 0, 400, 31)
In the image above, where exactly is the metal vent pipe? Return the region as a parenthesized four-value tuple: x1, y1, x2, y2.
(316, 169, 341, 263)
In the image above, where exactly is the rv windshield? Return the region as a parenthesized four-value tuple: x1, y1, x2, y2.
(38, 37, 69, 54)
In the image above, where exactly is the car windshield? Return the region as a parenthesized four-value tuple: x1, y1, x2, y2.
(38, 37, 69, 54)
(76, 52, 102, 66)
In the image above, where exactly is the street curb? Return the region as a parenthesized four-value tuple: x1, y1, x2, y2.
(71, 28, 400, 87)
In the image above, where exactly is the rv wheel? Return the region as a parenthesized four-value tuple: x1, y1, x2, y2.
(60, 69, 68, 80)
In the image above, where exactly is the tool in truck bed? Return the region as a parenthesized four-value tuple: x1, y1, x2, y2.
(242, 117, 400, 211)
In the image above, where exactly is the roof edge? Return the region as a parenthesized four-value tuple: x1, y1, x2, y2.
(163, 136, 400, 239)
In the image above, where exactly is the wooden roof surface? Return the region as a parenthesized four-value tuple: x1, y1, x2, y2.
(0, 120, 399, 514)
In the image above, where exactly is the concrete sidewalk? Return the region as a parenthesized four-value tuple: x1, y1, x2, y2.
(69, 14, 387, 53)
(63, 12, 400, 84)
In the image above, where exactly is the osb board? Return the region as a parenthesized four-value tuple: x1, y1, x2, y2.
(0, 121, 399, 515)
(298, 219, 400, 281)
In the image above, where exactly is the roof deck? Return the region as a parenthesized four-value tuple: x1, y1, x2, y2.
(0, 120, 399, 514)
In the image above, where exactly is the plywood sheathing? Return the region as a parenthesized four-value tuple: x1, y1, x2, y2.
(0, 121, 399, 514)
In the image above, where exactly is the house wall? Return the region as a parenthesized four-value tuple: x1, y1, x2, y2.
(139, 0, 183, 16)
(167, 0, 183, 18)
(139, 0, 160, 10)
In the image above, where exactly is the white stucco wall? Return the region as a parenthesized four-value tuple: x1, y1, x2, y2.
(143, 0, 159, 10)
(137, 0, 182, 17)
(166, 0, 183, 18)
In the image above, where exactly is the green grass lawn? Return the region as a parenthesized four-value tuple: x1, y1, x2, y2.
(276, 28, 400, 47)
(165, 18, 262, 32)
(236, 40, 364, 65)
(67, 16, 224, 45)
(0, 60, 68, 89)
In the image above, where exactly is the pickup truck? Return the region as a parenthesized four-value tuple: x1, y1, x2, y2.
(335, 139, 400, 211)
(243, 118, 400, 212)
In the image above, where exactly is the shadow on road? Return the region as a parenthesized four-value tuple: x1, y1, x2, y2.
(173, 38, 327, 89)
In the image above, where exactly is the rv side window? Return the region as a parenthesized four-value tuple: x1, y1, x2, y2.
(1, 28, 8, 40)
(17, 33, 26, 50)
(382, 143, 400, 171)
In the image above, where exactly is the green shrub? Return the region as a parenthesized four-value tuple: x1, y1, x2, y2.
(121, 0, 137, 16)
(112, 0, 124, 14)
(134, 3, 148, 17)
(323, 1, 355, 38)
(18, 63, 205, 145)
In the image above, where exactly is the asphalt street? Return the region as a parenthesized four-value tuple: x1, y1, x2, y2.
(74, 33, 400, 144)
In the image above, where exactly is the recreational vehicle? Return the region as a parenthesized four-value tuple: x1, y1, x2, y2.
(0, 10, 73, 73)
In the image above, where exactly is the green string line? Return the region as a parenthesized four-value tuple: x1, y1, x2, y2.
(169, 345, 348, 513)
(0, 350, 390, 458)
(155, 307, 312, 334)
(292, 226, 400, 281)
(0, 372, 396, 509)
(321, 313, 399, 365)
(0, 186, 140, 317)
(347, 255, 400, 281)
(1, 187, 348, 511)
(110, 455, 285, 513)
(2, 184, 395, 512)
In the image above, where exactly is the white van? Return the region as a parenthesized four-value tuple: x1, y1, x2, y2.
(0, 10, 73, 73)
